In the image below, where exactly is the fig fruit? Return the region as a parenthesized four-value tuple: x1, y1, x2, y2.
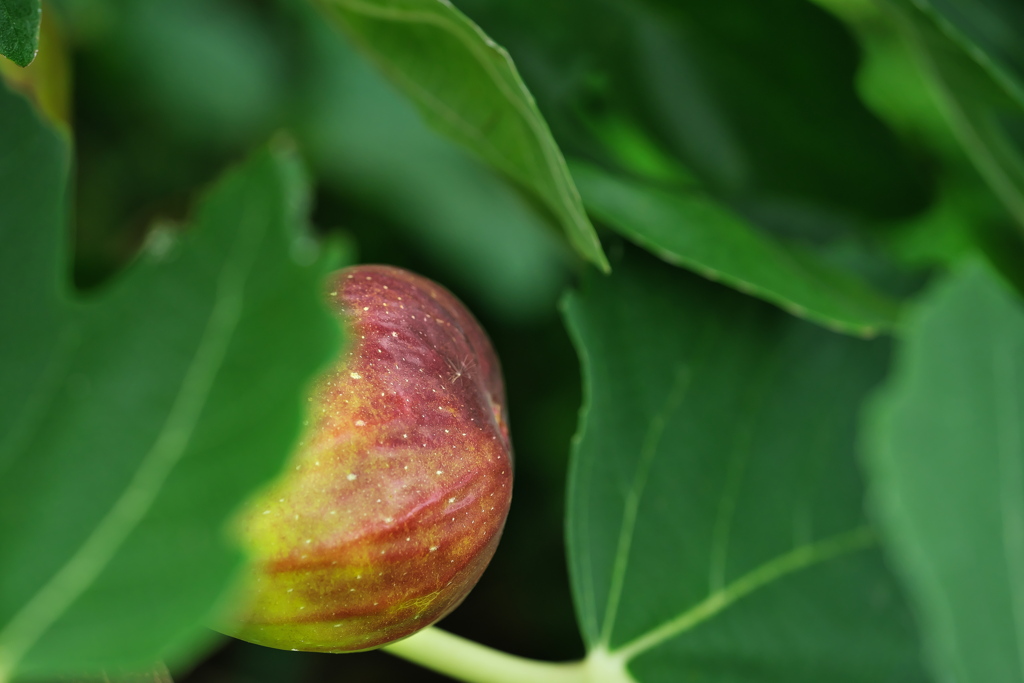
(220, 265, 513, 652)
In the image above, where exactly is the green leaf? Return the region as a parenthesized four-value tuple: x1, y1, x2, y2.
(0, 83, 341, 680)
(572, 163, 901, 337)
(317, 0, 609, 273)
(864, 261, 1024, 683)
(887, 0, 1024, 231)
(562, 248, 927, 682)
(913, 0, 1024, 108)
(0, 0, 39, 67)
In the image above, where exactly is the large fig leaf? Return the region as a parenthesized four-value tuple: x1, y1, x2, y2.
(562, 248, 927, 682)
(0, 83, 340, 680)
(318, 0, 609, 273)
(864, 261, 1024, 683)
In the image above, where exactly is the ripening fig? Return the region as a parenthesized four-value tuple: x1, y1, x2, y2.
(219, 265, 513, 652)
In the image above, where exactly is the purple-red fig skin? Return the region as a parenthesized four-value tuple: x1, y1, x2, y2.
(222, 265, 513, 652)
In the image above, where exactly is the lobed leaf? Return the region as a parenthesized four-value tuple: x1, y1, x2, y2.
(318, 0, 609, 273)
(572, 163, 901, 337)
(0, 83, 341, 680)
(864, 261, 1024, 683)
(562, 248, 927, 683)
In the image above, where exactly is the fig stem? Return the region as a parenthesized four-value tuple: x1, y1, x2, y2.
(382, 627, 589, 683)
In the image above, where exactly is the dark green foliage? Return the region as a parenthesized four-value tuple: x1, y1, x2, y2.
(884, 0, 1024, 230)
(919, 0, 1024, 103)
(458, 0, 934, 222)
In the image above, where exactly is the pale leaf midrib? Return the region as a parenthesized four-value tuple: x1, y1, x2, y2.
(0, 191, 270, 680)
(598, 364, 691, 647)
(707, 349, 786, 593)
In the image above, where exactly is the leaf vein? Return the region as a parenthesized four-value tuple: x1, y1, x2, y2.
(599, 365, 690, 647)
(707, 354, 782, 593)
(0, 194, 269, 677)
(612, 526, 876, 663)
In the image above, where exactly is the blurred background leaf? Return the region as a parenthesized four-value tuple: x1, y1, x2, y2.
(0, 81, 341, 680)
(864, 261, 1024, 683)
(56, 0, 573, 323)
(913, 0, 1024, 106)
(880, 0, 1024, 233)
(563, 246, 927, 683)
(458, 0, 935, 227)
(814, 0, 1024, 295)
